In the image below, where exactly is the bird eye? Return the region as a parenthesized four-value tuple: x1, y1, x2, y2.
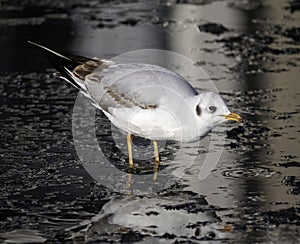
(196, 105, 201, 116)
(208, 105, 217, 113)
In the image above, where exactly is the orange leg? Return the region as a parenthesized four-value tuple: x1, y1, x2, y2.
(127, 133, 134, 168)
(153, 140, 160, 180)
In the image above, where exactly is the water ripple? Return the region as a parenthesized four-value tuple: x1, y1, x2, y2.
(222, 167, 281, 179)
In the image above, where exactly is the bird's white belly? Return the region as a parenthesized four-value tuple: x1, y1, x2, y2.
(108, 107, 185, 141)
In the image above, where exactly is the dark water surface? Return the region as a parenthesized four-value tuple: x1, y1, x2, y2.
(0, 0, 299, 243)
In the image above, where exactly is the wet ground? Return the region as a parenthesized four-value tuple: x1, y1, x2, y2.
(0, 0, 300, 243)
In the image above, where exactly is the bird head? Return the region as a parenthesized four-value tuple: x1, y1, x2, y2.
(194, 92, 243, 129)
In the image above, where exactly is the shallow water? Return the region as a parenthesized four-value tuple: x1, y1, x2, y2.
(0, 0, 299, 243)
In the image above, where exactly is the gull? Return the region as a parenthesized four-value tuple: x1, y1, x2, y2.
(28, 41, 243, 169)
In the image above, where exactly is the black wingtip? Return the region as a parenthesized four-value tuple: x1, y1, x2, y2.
(27, 40, 43, 50)
(27, 41, 83, 89)
(27, 40, 72, 61)
(27, 40, 38, 46)
(27, 40, 47, 50)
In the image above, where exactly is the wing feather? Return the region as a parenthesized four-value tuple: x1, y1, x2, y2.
(84, 63, 198, 113)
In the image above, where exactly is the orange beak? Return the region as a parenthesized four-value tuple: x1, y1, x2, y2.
(225, 113, 244, 123)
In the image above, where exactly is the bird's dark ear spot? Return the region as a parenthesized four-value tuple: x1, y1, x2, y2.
(196, 105, 201, 116)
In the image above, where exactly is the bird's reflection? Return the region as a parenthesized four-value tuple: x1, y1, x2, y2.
(68, 191, 231, 242)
